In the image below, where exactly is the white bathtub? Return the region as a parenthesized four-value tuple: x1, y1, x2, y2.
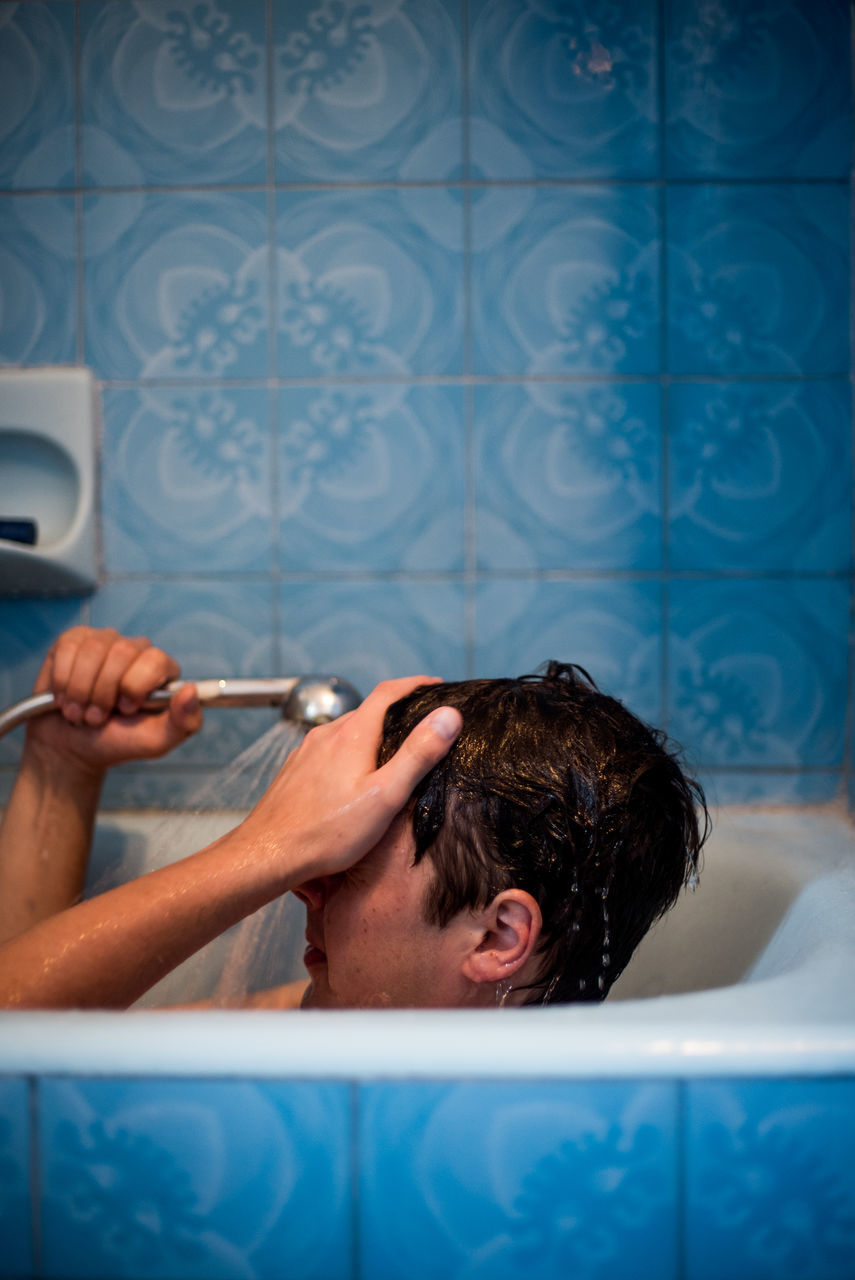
(1, 805, 854, 1079)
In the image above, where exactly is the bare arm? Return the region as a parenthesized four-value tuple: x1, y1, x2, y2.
(0, 627, 202, 943)
(0, 678, 462, 1010)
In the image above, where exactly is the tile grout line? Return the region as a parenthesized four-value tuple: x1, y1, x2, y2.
(265, 0, 282, 653)
(461, 0, 476, 676)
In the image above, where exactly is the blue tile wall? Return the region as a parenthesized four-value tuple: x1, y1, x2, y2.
(6, 1072, 854, 1280)
(0, 0, 852, 809)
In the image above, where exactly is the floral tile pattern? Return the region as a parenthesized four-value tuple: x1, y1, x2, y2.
(273, 0, 462, 181)
(666, 184, 849, 375)
(278, 580, 467, 693)
(0, 1, 75, 190)
(668, 380, 851, 571)
(471, 185, 660, 375)
(667, 579, 849, 769)
(0, 196, 77, 365)
(0, 1077, 32, 1279)
(80, 0, 268, 187)
(469, 0, 659, 179)
(665, 0, 851, 178)
(474, 579, 663, 726)
(83, 191, 270, 380)
(276, 188, 463, 377)
(0, 0, 852, 806)
(278, 384, 465, 571)
(475, 382, 662, 571)
(101, 386, 275, 574)
(685, 1079, 855, 1280)
(359, 1080, 679, 1280)
(38, 1077, 352, 1279)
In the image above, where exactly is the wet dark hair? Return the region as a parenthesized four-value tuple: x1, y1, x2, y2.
(378, 663, 709, 1005)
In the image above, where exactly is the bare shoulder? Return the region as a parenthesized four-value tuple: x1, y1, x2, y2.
(166, 979, 309, 1011)
(241, 979, 309, 1009)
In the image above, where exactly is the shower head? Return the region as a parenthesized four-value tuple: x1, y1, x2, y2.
(0, 675, 362, 739)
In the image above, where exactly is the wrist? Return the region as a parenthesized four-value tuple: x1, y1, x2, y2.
(20, 733, 107, 793)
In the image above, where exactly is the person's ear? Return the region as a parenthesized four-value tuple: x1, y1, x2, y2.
(461, 889, 542, 985)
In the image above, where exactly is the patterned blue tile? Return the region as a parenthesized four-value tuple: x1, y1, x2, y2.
(0, 598, 87, 766)
(686, 1079, 855, 1280)
(90, 581, 277, 766)
(273, 0, 462, 182)
(471, 185, 660, 375)
(80, 0, 267, 187)
(0, 1077, 32, 1279)
(83, 191, 269, 380)
(665, 0, 851, 179)
(469, 0, 658, 179)
(38, 1077, 352, 1280)
(475, 382, 662, 571)
(278, 384, 464, 572)
(668, 578, 849, 768)
(668, 381, 851, 572)
(666, 184, 849, 375)
(0, 1, 75, 190)
(276, 188, 463, 377)
(360, 1080, 679, 1280)
(102, 386, 274, 574)
(278, 580, 466, 693)
(474, 579, 663, 726)
(0, 195, 76, 365)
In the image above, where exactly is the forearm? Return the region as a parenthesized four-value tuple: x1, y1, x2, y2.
(0, 825, 299, 1010)
(0, 740, 104, 944)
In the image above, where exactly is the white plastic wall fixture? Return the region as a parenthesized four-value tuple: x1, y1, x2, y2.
(0, 367, 99, 596)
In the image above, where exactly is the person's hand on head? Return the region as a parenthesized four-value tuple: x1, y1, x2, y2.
(26, 626, 203, 776)
(236, 675, 462, 886)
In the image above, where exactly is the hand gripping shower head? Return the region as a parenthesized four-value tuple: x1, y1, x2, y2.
(0, 675, 362, 739)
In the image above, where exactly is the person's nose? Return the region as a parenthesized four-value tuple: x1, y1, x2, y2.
(292, 877, 327, 911)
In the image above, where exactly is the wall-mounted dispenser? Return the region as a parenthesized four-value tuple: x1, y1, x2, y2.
(0, 367, 99, 596)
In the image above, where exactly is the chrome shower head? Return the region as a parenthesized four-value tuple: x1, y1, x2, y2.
(0, 675, 362, 739)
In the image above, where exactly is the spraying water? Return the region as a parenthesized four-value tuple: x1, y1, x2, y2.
(90, 719, 310, 1009)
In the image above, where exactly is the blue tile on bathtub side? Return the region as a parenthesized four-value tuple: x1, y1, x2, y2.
(666, 184, 849, 376)
(665, 0, 851, 179)
(469, 0, 659, 179)
(667, 578, 849, 770)
(0, 196, 77, 366)
(38, 1077, 353, 1280)
(359, 1080, 679, 1280)
(0, 1, 75, 190)
(471, 185, 661, 376)
(274, 0, 463, 183)
(0, 1078, 33, 1279)
(80, 0, 267, 187)
(685, 1079, 855, 1280)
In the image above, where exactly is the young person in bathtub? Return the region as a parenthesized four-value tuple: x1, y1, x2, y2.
(0, 627, 708, 1010)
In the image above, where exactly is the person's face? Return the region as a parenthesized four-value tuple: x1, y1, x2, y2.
(292, 815, 472, 1009)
